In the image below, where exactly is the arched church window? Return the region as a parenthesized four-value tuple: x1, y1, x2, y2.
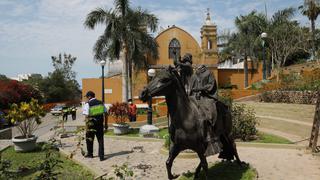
(208, 40, 212, 50)
(169, 38, 181, 59)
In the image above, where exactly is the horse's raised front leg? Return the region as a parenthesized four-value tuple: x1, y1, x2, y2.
(166, 143, 180, 180)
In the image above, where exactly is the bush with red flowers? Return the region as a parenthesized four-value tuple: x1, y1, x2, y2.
(0, 80, 42, 110)
(108, 102, 129, 124)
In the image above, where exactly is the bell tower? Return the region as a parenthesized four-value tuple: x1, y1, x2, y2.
(200, 9, 218, 65)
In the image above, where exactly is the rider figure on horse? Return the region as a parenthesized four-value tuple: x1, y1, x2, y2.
(173, 52, 193, 94)
(190, 64, 221, 156)
(175, 53, 221, 156)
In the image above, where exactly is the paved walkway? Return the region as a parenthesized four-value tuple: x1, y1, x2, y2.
(0, 140, 11, 151)
(60, 136, 320, 180)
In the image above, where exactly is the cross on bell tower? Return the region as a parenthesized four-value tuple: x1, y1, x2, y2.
(201, 8, 218, 65)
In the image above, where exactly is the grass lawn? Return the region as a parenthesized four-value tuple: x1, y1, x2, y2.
(240, 102, 315, 123)
(0, 143, 94, 180)
(179, 161, 257, 180)
(252, 132, 293, 144)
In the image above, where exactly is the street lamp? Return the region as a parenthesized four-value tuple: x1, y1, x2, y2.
(100, 60, 107, 130)
(100, 60, 106, 104)
(261, 32, 268, 80)
(147, 68, 156, 125)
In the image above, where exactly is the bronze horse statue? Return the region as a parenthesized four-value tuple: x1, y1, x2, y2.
(139, 67, 243, 180)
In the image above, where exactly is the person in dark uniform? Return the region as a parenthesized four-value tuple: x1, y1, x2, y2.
(62, 106, 69, 121)
(82, 91, 105, 161)
(71, 106, 77, 120)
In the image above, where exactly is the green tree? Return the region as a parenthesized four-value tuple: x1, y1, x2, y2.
(51, 53, 77, 80)
(228, 11, 267, 87)
(221, 8, 309, 83)
(34, 53, 81, 103)
(0, 74, 8, 81)
(23, 74, 43, 89)
(267, 8, 308, 81)
(84, 0, 159, 102)
(40, 70, 80, 103)
(299, 0, 320, 59)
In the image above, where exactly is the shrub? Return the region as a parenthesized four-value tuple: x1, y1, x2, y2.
(231, 103, 258, 141)
(107, 163, 134, 180)
(0, 80, 42, 110)
(6, 98, 46, 138)
(34, 143, 62, 180)
(259, 90, 318, 104)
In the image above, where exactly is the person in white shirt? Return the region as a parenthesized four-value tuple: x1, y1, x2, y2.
(82, 91, 105, 161)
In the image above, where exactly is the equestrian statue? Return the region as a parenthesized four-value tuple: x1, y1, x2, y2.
(139, 53, 243, 180)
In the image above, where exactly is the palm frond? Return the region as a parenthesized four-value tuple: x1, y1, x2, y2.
(84, 8, 112, 29)
(272, 7, 296, 25)
(114, 0, 129, 16)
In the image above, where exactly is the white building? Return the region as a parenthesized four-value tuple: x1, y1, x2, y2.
(10, 73, 31, 81)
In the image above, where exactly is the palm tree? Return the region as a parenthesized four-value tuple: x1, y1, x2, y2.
(234, 11, 267, 88)
(299, 0, 320, 59)
(84, 0, 159, 102)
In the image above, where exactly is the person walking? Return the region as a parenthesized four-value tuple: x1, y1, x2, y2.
(82, 91, 105, 161)
(128, 99, 137, 122)
(62, 106, 69, 121)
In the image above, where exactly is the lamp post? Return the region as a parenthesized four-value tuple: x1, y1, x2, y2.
(100, 60, 106, 104)
(261, 32, 267, 80)
(147, 68, 156, 125)
(100, 60, 107, 130)
(139, 68, 159, 136)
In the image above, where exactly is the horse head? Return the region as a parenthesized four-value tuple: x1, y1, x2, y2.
(139, 66, 181, 102)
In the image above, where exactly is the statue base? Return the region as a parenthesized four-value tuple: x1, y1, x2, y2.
(139, 125, 159, 137)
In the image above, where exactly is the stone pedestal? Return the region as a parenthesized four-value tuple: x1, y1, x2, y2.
(139, 125, 159, 136)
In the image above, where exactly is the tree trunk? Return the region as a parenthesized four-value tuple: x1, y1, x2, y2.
(121, 48, 129, 102)
(311, 19, 316, 60)
(244, 54, 249, 88)
(128, 58, 133, 100)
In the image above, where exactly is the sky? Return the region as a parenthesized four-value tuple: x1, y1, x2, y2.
(0, 0, 312, 86)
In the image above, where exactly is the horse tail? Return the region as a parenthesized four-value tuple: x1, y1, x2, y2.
(216, 101, 242, 164)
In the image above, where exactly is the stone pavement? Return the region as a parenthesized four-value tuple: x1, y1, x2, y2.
(0, 140, 12, 151)
(60, 136, 320, 180)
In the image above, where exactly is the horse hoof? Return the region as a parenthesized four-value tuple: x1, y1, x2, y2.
(238, 161, 247, 167)
(168, 174, 179, 179)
